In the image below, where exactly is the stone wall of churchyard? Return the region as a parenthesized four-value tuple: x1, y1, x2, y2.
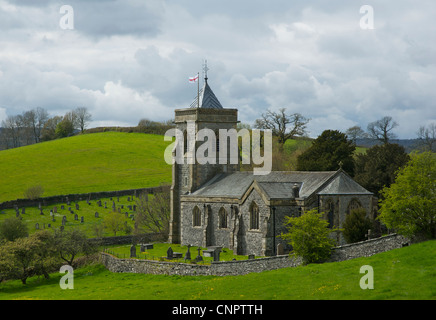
(0, 185, 170, 210)
(89, 233, 166, 246)
(101, 233, 410, 276)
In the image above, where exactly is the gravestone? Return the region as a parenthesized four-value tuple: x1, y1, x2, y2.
(195, 247, 203, 262)
(133, 205, 137, 212)
(118, 208, 121, 213)
(127, 197, 130, 202)
(53, 206, 57, 213)
(166, 247, 173, 259)
(184, 245, 191, 260)
(248, 254, 255, 260)
(130, 245, 136, 258)
(117, 197, 119, 202)
(104, 202, 107, 209)
(95, 212, 99, 218)
(68, 207, 71, 212)
(203, 249, 214, 258)
(128, 205, 132, 211)
(277, 243, 284, 255)
(48, 223, 51, 228)
(21, 208, 25, 214)
(61, 205, 65, 210)
(97, 200, 102, 207)
(52, 216, 56, 222)
(35, 223, 39, 230)
(16, 211, 20, 218)
(125, 212, 129, 218)
(75, 203, 79, 210)
(62, 216, 67, 226)
(213, 248, 220, 262)
(80, 216, 84, 223)
(60, 225, 64, 232)
(121, 205, 124, 209)
(74, 214, 78, 221)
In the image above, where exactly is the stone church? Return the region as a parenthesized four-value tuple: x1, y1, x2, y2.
(169, 76, 377, 256)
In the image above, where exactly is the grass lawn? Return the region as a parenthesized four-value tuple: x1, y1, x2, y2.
(0, 240, 435, 300)
(0, 132, 172, 202)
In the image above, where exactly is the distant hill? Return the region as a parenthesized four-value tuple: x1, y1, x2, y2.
(0, 132, 172, 202)
(355, 138, 421, 153)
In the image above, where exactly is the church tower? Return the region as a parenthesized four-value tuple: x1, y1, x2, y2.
(168, 72, 239, 244)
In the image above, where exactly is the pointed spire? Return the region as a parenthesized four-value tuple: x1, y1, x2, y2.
(189, 60, 223, 109)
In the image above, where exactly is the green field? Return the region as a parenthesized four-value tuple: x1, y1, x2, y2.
(0, 240, 434, 300)
(0, 132, 172, 202)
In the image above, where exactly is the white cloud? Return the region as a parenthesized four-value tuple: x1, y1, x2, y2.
(0, 0, 435, 138)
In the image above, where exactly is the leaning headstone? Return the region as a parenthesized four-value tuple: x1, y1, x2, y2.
(277, 243, 284, 255)
(130, 245, 136, 258)
(166, 247, 173, 259)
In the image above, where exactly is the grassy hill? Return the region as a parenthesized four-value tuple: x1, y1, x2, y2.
(0, 240, 434, 300)
(0, 132, 172, 202)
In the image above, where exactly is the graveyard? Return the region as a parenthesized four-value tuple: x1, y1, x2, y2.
(0, 194, 143, 238)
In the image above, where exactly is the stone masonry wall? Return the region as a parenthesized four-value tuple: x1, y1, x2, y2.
(101, 234, 410, 276)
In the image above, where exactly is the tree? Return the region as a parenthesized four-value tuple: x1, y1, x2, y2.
(416, 123, 436, 152)
(379, 152, 436, 239)
(74, 107, 92, 133)
(135, 191, 170, 237)
(367, 116, 398, 144)
(0, 217, 29, 242)
(342, 208, 372, 244)
(296, 130, 356, 176)
(281, 208, 337, 264)
(54, 229, 97, 266)
(55, 113, 75, 138)
(254, 108, 309, 146)
(104, 212, 126, 236)
(345, 126, 367, 144)
(41, 115, 63, 141)
(354, 143, 410, 198)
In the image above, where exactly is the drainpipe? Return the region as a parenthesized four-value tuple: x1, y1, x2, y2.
(272, 206, 276, 256)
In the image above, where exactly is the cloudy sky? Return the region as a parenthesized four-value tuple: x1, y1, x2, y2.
(0, 0, 435, 138)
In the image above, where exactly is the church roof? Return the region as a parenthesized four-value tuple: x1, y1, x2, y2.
(185, 170, 372, 202)
(186, 170, 371, 201)
(190, 80, 224, 109)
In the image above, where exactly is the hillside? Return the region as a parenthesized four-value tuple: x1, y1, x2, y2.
(0, 132, 172, 202)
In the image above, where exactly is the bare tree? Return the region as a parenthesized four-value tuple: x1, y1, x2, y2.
(345, 126, 367, 144)
(74, 107, 92, 133)
(254, 108, 309, 145)
(367, 116, 398, 144)
(417, 123, 436, 152)
(135, 191, 170, 237)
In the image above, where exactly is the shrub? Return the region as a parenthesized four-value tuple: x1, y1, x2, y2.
(23, 185, 44, 200)
(342, 208, 372, 244)
(281, 208, 337, 264)
(0, 217, 29, 242)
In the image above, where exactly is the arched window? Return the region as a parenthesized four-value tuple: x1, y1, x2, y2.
(183, 130, 188, 154)
(219, 207, 227, 229)
(250, 202, 259, 230)
(325, 200, 334, 228)
(193, 206, 201, 227)
(347, 198, 362, 215)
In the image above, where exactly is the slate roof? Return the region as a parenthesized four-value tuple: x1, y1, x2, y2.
(190, 80, 223, 109)
(186, 170, 371, 201)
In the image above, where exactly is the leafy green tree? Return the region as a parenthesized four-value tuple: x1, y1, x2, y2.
(354, 143, 410, 198)
(296, 130, 355, 176)
(379, 152, 436, 239)
(281, 208, 337, 264)
(104, 212, 126, 236)
(0, 217, 29, 242)
(342, 208, 372, 244)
